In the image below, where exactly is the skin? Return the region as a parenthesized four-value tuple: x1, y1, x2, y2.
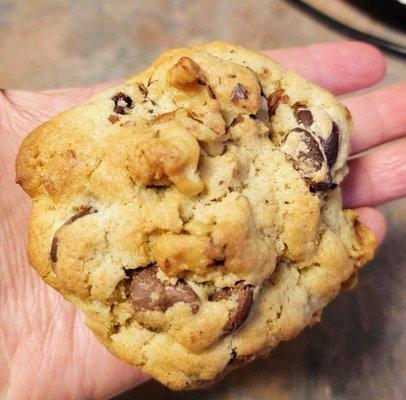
(0, 41, 405, 400)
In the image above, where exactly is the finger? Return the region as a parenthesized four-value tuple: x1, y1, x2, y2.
(2, 80, 121, 120)
(354, 207, 386, 246)
(5, 41, 385, 121)
(343, 82, 406, 154)
(0, 81, 121, 137)
(264, 41, 385, 95)
(343, 140, 406, 208)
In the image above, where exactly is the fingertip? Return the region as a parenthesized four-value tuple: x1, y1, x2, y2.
(309, 40, 386, 93)
(263, 41, 386, 94)
(342, 41, 386, 86)
(355, 207, 387, 246)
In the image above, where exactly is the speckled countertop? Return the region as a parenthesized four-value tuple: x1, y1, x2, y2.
(1, 1, 404, 399)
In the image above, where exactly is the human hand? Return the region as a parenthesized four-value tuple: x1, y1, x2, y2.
(1, 41, 405, 400)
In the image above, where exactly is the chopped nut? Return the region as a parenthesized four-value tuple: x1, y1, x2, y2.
(229, 115, 244, 128)
(129, 121, 204, 196)
(108, 114, 119, 123)
(230, 83, 248, 102)
(167, 57, 205, 87)
(138, 84, 148, 97)
(267, 88, 289, 117)
(67, 149, 76, 159)
(153, 234, 220, 277)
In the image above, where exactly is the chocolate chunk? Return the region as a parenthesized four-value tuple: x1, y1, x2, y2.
(293, 103, 314, 128)
(309, 180, 337, 193)
(321, 122, 340, 167)
(230, 83, 248, 102)
(114, 105, 124, 114)
(111, 92, 133, 115)
(207, 259, 224, 269)
(64, 207, 97, 226)
(296, 109, 313, 127)
(228, 350, 256, 367)
(138, 84, 148, 97)
(210, 282, 253, 336)
(108, 114, 119, 124)
(50, 207, 98, 264)
(50, 236, 59, 263)
(130, 266, 200, 313)
(283, 128, 324, 173)
(267, 88, 289, 118)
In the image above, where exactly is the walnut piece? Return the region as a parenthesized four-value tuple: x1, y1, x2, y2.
(130, 121, 204, 196)
(167, 57, 206, 87)
(152, 234, 222, 277)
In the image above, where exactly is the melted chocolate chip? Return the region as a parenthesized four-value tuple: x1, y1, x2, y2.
(321, 122, 340, 167)
(50, 207, 98, 264)
(228, 350, 256, 367)
(207, 259, 224, 269)
(284, 128, 325, 173)
(50, 236, 59, 263)
(130, 266, 200, 313)
(210, 282, 253, 336)
(111, 92, 133, 115)
(309, 180, 337, 193)
(293, 104, 314, 128)
(267, 88, 289, 118)
(230, 83, 248, 102)
(64, 207, 97, 225)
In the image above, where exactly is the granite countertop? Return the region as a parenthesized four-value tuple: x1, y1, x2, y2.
(1, 1, 404, 399)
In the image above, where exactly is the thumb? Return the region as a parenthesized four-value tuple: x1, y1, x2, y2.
(1, 80, 121, 135)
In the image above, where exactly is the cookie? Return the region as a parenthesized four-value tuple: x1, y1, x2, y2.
(16, 41, 376, 389)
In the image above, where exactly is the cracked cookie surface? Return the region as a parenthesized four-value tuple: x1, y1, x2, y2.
(16, 41, 376, 389)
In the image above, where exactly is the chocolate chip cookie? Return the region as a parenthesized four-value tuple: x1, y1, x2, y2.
(16, 41, 376, 389)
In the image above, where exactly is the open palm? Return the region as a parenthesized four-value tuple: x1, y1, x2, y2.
(1, 41, 405, 400)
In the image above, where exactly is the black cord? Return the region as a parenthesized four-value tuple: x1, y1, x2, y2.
(286, 0, 406, 58)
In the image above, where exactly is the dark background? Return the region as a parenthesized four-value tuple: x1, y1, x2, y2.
(1, 1, 404, 399)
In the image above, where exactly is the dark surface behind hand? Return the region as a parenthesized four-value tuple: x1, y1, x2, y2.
(1, 1, 404, 399)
